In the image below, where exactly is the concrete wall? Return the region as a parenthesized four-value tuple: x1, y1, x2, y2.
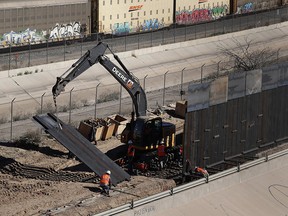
(114, 153, 288, 216)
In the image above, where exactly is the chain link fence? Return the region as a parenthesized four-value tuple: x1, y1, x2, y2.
(0, 7, 288, 71)
(0, 61, 224, 141)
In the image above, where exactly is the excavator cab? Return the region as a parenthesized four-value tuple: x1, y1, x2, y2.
(121, 116, 175, 151)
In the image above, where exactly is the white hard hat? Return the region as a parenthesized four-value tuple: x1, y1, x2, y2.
(128, 140, 133, 144)
(106, 170, 111, 175)
(161, 140, 165, 144)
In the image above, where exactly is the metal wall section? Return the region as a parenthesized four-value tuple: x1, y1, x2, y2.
(175, 0, 230, 25)
(0, 0, 89, 37)
(97, 0, 173, 35)
(184, 65, 288, 171)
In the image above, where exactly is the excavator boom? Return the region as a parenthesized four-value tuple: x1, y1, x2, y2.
(52, 42, 175, 150)
(52, 42, 147, 117)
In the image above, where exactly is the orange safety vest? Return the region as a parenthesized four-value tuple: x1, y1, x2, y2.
(100, 174, 110, 185)
(196, 167, 208, 175)
(127, 145, 135, 157)
(158, 145, 166, 157)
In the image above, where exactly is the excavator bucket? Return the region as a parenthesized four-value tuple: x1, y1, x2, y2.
(33, 113, 130, 186)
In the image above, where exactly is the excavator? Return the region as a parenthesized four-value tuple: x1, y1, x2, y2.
(52, 42, 175, 151)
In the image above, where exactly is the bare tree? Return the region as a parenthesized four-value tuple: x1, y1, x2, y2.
(218, 37, 279, 72)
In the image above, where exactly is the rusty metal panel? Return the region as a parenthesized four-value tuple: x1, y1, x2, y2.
(33, 113, 130, 186)
(187, 82, 210, 112)
(210, 104, 226, 165)
(210, 76, 228, 106)
(202, 108, 212, 167)
(245, 93, 261, 151)
(183, 111, 201, 171)
(246, 69, 262, 95)
(228, 72, 245, 100)
(262, 89, 275, 142)
(262, 65, 279, 90)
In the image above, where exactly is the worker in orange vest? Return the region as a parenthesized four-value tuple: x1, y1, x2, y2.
(127, 140, 135, 174)
(100, 170, 112, 196)
(194, 166, 209, 178)
(157, 140, 166, 170)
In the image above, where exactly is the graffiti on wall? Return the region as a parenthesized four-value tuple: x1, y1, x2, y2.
(112, 18, 164, 35)
(112, 22, 130, 35)
(176, 5, 228, 24)
(0, 28, 45, 46)
(140, 18, 164, 31)
(236, 2, 254, 14)
(49, 22, 81, 39)
(0, 21, 82, 46)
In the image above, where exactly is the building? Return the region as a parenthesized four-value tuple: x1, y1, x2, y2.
(92, 0, 174, 35)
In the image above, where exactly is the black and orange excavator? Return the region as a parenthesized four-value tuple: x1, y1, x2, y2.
(52, 42, 175, 151)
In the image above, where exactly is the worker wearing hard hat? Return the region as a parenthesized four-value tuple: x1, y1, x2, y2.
(127, 140, 135, 174)
(194, 166, 209, 178)
(100, 170, 112, 196)
(157, 140, 167, 170)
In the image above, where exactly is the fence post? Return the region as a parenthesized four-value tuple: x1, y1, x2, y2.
(125, 32, 127, 51)
(151, 30, 153, 47)
(119, 85, 122, 115)
(28, 42, 31, 67)
(46, 39, 49, 64)
(138, 32, 140, 49)
(81, 36, 83, 56)
(10, 98, 16, 141)
(94, 83, 101, 119)
(180, 67, 185, 100)
(163, 71, 169, 106)
(40, 92, 46, 114)
(184, 25, 187, 41)
(69, 87, 74, 124)
(174, 24, 176, 43)
(217, 61, 221, 77)
(143, 74, 148, 91)
(277, 48, 280, 63)
(162, 28, 164, 44)
(64, 38, 66, 61)
(9, 44, 11, 70)
(201, 64, 205, 83)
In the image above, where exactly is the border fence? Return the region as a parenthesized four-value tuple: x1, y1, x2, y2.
(184, 62, 288, 171)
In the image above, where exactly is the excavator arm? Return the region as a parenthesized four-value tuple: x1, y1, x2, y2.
(52, 42, 147, 117)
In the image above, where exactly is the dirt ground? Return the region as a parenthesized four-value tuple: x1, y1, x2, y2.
(0, 112, 183, 216)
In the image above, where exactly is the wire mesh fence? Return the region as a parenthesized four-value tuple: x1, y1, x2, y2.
(1, 7, 288, 71)
(0, 63, 210, 141)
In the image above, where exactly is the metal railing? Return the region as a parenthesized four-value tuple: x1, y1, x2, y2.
(95, 148, 288, 216)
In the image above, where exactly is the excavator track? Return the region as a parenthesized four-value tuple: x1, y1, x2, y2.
(0, 156, 98, 183)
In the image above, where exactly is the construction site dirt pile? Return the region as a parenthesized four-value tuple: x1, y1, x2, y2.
(0, 133, 176, 216)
